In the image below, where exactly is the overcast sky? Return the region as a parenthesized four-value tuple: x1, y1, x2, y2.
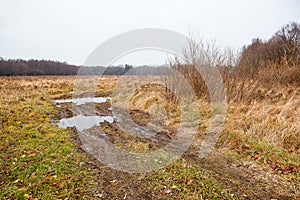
(0, 0, 300, 65)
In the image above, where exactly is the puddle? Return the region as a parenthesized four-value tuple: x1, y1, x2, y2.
(54, 97, 109, 105)
(54, 96, 171, 147)
(54, 97, 113, 131)
(58, 115, 114, 132)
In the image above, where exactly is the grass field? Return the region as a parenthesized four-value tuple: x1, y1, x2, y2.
(0, 76, 299, 199)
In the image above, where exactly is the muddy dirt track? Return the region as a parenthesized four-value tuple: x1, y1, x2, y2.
(54, 100, 299, 200)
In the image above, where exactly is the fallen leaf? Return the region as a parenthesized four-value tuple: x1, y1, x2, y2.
(270, 161, 277, 169)
(187, 179, 195, 185)
(171, 185, 178, 189)
(110, 179, 117, 183)
(165, 189, 171, 194)
(276, 165, 297, 174)
(94, 193, 103, 198)
(251, 152, 263, 160)
(23, 194, 33, 199)
(28, 153, 36, 157)
(2, 156, 9, 161)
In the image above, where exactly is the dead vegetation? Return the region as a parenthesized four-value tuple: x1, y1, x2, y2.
(0, 74, 299, 199)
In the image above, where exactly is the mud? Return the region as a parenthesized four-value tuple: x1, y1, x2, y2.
(54, 98, 300, 200)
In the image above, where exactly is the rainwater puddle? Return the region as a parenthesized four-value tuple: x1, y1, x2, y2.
(58, 115, 114, 132)
(54, 97, 109, 105)
(54, 97, 113, 131)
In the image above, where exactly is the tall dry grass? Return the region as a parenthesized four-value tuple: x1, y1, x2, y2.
(165, 35, 300, 154)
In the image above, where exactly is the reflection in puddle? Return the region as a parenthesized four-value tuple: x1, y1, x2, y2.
(58, 115, 114, 132)
(54, 97, 109, 105)
(55, 97, 113, 131)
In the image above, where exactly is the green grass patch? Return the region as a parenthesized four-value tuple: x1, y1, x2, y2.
(0, 90, 95, 199)
(144, 159, 234, 199)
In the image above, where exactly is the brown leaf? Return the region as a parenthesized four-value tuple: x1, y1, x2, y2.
(30, 172, 36, 178)
(276, 165, 297, 174)
(187, 179, 195, 185)
(251, 152, 263, 160)
(2, 156, 9, 161)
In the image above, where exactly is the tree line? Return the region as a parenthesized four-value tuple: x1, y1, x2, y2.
(237, 21, 300, 80)
(0, 59, 128, 76)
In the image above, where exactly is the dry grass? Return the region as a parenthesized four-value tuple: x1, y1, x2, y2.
(0, 75, 299, 199)
(0, 76, 235, 199)
(220, 85, 300, 152)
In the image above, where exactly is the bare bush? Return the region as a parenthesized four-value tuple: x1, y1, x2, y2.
(165, 22, 300, 104)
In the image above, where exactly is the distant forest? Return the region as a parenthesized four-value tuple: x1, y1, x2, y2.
(0, 59, 135, 76)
